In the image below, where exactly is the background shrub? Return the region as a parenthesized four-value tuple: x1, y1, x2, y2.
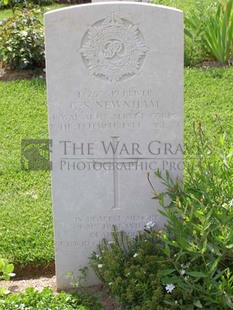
(0, 8, 45, 69)
(0, 0, 55, 9)
(185, 0, 233, 65)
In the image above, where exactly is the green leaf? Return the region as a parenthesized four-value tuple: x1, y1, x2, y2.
(6, 263, 14, 273)
(186, 271, 208, 278)
(194, 300, 203, 308)
(157, 269, 176, 276)
(162, 277, 182, 284)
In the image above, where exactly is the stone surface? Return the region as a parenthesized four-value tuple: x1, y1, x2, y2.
(92, 0, 150, 3)
(45, 3, 183, 289)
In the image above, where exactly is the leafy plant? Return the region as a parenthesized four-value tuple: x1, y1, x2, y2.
(0, 258, 15, 281)
(0, 8, 45, 69)
(203, 0, 233, 64)
(185, 0, 233, 65)
(0, 258, 15, 297)
(66, 267, 88, 288)
(91, 126, 233, 309)
(152, 124, 233, 308)
(90, 227, 178, 309)
(0, 287, 102, 309)
(0, 0, 55, 9)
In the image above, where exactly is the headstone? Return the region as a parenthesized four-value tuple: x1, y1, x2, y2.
(45, 3, 183, 289)
(93, 0, 150, 2)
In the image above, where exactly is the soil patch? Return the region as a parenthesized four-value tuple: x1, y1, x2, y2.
(197, 60, 233, 68)
(0, 67, 45, 82)
(14, 262, 55, 279)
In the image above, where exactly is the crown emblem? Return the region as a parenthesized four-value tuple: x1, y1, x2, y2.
(80, 13, 149, 82)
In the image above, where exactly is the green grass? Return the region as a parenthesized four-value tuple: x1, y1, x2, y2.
(153, 0, 219, 14)
(0, 78, 53, 264)
(0, 67, 233, 265)
(184, 67, 233, 145)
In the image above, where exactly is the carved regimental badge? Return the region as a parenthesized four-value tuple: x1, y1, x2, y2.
(80, 13, 149, 82)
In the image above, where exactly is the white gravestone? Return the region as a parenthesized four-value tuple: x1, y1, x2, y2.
(45, 3, 183, 289)
(92, 0, 150, 3)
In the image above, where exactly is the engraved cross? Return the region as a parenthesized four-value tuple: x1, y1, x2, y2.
(93, 136, 138, 210)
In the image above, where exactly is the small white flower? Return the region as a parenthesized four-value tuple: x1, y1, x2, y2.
(229, 199, 233, 206)
(133, 253, 139, 258)
(97, 264, 103, 268)
(175, 300, 178, 304)
(165, 283, 175, 293)
(108, 241, 115, 245)
(180, 269, 186, 275)
(109, 282, 113, 286)
(145, 221, 156, 229)
(184, 276, 189, 281)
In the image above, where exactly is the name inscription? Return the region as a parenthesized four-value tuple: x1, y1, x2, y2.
(50, 88, 181, 133)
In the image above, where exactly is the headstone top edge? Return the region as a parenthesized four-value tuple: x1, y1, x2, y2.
(44, 3, 183, 17)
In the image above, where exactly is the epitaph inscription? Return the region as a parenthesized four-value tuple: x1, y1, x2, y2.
(80, 12, 149, 82)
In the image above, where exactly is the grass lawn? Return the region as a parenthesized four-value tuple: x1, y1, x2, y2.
(153, 0, 215, 13)
(0, 78, 53, 264)
(0, 67, 233, 265)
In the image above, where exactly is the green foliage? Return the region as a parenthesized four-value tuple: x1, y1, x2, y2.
(153, 0, 220, 66)
(0, 258, 15, 297)
(90, 228, 177, 309)
(0, 4, 66, 21)
(184, 1, 212, 66)
(153, 125, 233, 308)
(91, 127, 233, 309)
(0, 0, 55, 9)
(0, 287, 102, 309)
(185, 0, 233, 65)
(66, 267, 88, 288)
(203, 0, 233, 64)
(0, 8, 45, 69)
(0, 258, 15, 281)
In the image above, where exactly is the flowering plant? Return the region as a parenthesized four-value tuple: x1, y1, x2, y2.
(90, 126, 233, 309)
(153, 125, 233, 308)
